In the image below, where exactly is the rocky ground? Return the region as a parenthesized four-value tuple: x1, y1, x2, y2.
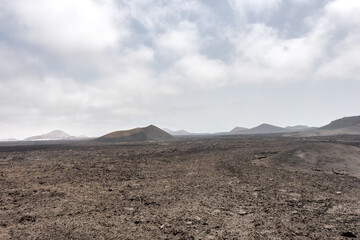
(0, 137, 359, 239)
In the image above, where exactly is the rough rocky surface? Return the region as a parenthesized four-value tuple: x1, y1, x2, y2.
(0, 136, 359, 239)
(266, 142, 360, 177)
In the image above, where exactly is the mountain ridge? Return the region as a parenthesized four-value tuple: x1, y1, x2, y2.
(163, 128, 195, 136)
(321, 116, 360, 130)
(290, 115, 360, 137)
(25, 130, 74, 141)
(230, 123, 290, 135)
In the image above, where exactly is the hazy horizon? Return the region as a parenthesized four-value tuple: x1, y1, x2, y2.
(2, 121, 321, 140)
(1, 0, 359, 139)
(0, 117, 346, 139)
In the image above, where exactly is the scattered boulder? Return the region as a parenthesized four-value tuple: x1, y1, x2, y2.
(341, 232, 356, 238)
(19, 215, 36, 223)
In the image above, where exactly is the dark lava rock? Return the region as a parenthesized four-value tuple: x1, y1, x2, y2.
(19, 215, 36, 223)
(341, 232, 356, 238)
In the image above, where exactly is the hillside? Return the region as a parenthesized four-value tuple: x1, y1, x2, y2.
(321, 116, 360, 130)
(163, 128, 195, 136)
(95, 125, 174, 142)
(293, 115, 360, 137)
(246, 124, 290, 134)
(25, 130, 75, 141)
(230, 124, 290, 135)
(285, 125, 316, 131)
(229, 127, 248, 134)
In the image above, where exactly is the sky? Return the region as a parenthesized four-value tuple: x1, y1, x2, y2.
(0, 0, 360, 139)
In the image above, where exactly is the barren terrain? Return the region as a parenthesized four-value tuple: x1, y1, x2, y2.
(0, 136, 359, 239)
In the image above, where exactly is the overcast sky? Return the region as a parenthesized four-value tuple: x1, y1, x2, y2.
(0, 0, 360, 138)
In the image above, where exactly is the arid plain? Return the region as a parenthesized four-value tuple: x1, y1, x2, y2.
(1, 135, 359, 239)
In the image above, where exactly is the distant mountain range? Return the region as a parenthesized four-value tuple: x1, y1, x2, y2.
(285, 125, 317, 131)
(95, 125, 174, 142)
(24, 130, 87, 141)
(3, 115, 360, 142)
(0, 138, 18, 142)
(165, 124, 316, 136)
(231, 124, 291, 135)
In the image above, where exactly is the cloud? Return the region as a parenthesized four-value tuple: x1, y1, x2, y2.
(325, 0, 360, 26)
(223, 0, 360, 83)
(163, 54, 228, 89)
(126, 0, 208, 31)
(227, 0, 282, 22)
(314, 33, 360, 81)
(0, 41, 44, 81)
(309, 0, 360, 81)
(290, 0, 313, 5)
(5, 0, 127, 53)
(0, 0, 360, 137)
(156, 21, 200, 60)
(227, 23, 325, 82)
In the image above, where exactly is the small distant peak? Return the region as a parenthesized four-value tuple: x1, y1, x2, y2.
(286, 125, 304, 128)
(286, 125, 311, 130)
(231, 126, 247, 131)
(258, 123, 273, 127)
(145, 124, 159, 129)
(25, 129, 72, 141)
(49, 130, 67, 134)
(229, 127, 248, 134)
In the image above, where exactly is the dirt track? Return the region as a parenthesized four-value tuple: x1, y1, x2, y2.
(0, 137, 359, 239)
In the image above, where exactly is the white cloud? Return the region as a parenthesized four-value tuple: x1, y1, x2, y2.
(163, 54, 227, 89)
(223, 0, 360, 83)
(315, 34, 360, 81)
(227, 0, 282, 21)
(228, 24, 325, 82)
(127, 0, 207, 31)
(0, 0, 360, 137)
(6, 0, 127, 53)
(325, 0, 360, 26)
(307, 0, 360, 81)
(156, 21, 200, 60)
(290, 0, 313, 5)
